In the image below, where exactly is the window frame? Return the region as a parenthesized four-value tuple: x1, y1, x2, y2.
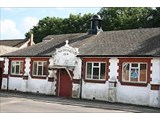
(32, 61, 48, 77)
(85, 62, 106, 80)
(122, 62, 148, 83)
(10, 60, 24, 75)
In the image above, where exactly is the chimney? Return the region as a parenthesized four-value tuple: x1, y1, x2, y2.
(28, 33, 35, 46)
(88, 15, 103, 35)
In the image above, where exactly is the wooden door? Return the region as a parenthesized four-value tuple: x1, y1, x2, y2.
(57, 69, 72, 97)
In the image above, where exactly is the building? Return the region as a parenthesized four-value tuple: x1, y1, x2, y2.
(0, 15, 160, 108)
(0, 34, 35, 90)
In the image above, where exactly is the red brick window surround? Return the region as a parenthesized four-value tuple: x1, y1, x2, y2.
(9, 58, 25, 77)
(118, 58, 152, 86)
(83, 58, 109, 83)
(30, 58, 49, 79)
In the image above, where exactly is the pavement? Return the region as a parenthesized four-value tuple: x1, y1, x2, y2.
(0, 90, 160, 113)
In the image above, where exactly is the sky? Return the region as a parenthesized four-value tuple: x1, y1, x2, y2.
(1, 0, 160, 40)
(0, 7, 100, 40)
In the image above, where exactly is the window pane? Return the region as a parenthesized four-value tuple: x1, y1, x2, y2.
(11, 62, 15, 74)
(20, 62, 23, 74)
(43, 62, 47, 75)
(33, 62, 37, 75)
(122, 63, 130, 81)
(86, 63, 92, 78)
(15, 65, 20, 74)
(130, 68, 139, 82)
(38, 62, 42, 66)
(100, 63, 106, 79)
(140, 64, 147, 82)
(38, 66, 43, 75)
(93, 68, 99, 79)
(94, 63, 99, 66)
(132, 63, 138, 67)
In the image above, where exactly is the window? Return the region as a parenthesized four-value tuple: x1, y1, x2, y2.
(122, 62, 147, 83)
(32, 61, 47, 76)
(86, 62, 106, 80)
(11, 61, 23, 75)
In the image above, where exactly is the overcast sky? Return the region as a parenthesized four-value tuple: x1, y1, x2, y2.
(0, 7, 100, 40)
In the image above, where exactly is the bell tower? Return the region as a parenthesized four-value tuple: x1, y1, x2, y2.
(88, 15, 103, 35)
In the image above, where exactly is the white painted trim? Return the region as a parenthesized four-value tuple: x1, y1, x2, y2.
(122, 62, 148, 83)
(85, 62, 106, 80)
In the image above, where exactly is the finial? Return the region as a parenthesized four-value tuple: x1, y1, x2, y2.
(65, 40, 69, 45)
(65, 40, 69, 46)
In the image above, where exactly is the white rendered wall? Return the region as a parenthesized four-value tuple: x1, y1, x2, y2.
(46, 81, 56, 95)
(72, 57, 81, 98)
(109, 58, 119, 81)
(72, 84, 80, 98)
(73, 58, 82, 79)
(1, 78, 7, 89)
(108, 58, 119, 102)
(8, 77, 23, 91)
(2, 58, 9, 90)
(81, 58, 119, 101)
(116, 83, 150, 106)
(24, 57, 31, 76)
(3, 58, 9, 74)
(151, 58, 160, 84)
(47, 57, 56, 95)
(150, 58, 160, 107)
(26, 78, 48, 94)
(82, 81, 109, 101)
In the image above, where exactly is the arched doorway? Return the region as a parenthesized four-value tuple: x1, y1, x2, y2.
(56, 69, 72, 97)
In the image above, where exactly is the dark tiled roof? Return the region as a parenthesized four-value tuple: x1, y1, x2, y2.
(2, 28, 160, 57)
(0, 39, 27, 48)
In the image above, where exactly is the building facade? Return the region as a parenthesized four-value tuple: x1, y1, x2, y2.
(1, 15, 160, 108)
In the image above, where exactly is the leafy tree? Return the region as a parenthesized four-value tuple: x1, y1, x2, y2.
(25, 13, 93, 43)
(146, 7, 160, 28)
(25, 7, 160, 44)
(98, 7, 153, 31)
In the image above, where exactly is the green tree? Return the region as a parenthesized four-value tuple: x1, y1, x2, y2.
(25, 13, 93, 43)
(98, 7, 153, 31)
(146, 7, 160, 28)
(26, 7, 160, 44)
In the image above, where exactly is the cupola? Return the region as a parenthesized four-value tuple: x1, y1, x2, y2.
(88, 15, 103, 35)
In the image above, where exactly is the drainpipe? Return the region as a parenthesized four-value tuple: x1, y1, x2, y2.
(79, 58, 83, 99)
(7, 59, 10, 91)
(7, 75, 9, 91)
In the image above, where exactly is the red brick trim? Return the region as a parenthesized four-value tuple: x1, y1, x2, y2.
(72, 79, 80, 84)
(84, 79, 106, 83)
(109, 81, 117, 87)
(9, 58, 25, 77)
(30, 57, 49, 79)
(23, 75, 28, 80)
(118, 58, 152, 87)
(82, 58, 109, 84)
(55, 69, 60, 96)
(151, 84, 160, 90)
(2, 74, 8, 78)
(121, 82, 148, 87)
(0, 61, 4, 74)
(48, 77, 54, 82)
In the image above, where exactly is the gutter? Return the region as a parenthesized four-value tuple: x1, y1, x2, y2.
(1, 54, 160, 58)
(77, 55, 160, 58)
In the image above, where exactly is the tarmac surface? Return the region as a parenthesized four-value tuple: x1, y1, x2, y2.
(0, 91, 160, 113)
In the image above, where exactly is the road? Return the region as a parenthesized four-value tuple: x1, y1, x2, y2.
(0, 91, 160, 113)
